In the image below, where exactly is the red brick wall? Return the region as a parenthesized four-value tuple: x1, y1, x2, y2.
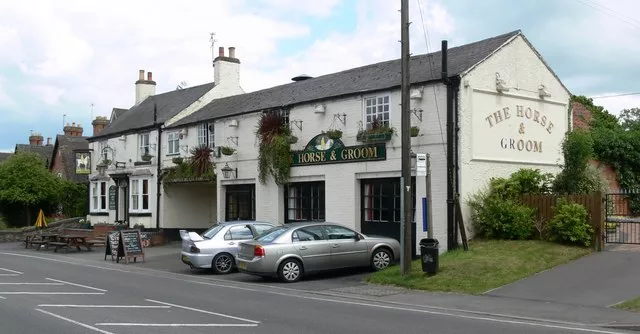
(590, 160, 620, 192)
(51, 148, 65, 178)
(572, 101, 592, 131)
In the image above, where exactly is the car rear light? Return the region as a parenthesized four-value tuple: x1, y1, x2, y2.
(190, 245, 200, 253)
(254, 245, 265, 257)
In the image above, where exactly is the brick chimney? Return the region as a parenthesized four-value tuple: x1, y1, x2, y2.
(46, 137, 52, 146)
(63, 122, 83, 137)
(135, 69, 156, 105)
(92, 116, 109, 136)
(213, 46, 241, 90)
(29, 132, 43, 146)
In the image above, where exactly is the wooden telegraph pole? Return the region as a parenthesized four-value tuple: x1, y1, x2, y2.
(400, 0, 412, 275)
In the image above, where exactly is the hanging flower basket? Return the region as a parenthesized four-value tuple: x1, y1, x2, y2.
(289, 135, 298, 144)
(141, 154, 153, 162)
(220, 146, 236, 156)
(172, 157, 184, 164)
(326, 129, 343, 140)
(410, 126, 420, 137)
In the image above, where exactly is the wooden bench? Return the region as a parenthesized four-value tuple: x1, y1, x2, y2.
(87, 236, 106, 247)
(47, 242, 69, 253)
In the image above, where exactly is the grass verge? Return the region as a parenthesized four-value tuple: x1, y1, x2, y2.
(366, 239, 591, 295)
(613, 297, 640, 312)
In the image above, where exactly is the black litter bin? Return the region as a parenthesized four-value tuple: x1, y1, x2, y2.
(419, 238, 439, 274)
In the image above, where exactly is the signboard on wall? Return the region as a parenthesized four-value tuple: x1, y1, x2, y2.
(108, 185, 117, 210)
(471, 91, 567, 165)
(75, 152, 91, 174)
(291, 133, 386, 166)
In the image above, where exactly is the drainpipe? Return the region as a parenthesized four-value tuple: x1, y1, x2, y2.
(154, 102, 162, 230)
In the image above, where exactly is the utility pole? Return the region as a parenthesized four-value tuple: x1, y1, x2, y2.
(400, 0, 412, 275)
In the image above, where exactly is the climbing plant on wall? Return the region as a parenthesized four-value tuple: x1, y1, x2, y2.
(256, 110, 294, 185)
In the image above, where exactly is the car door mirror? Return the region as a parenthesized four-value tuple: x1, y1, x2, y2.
(354, 234, 362, 241)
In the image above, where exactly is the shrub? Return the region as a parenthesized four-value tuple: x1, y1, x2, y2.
(469, 194, 535, 240)
(548, 199, 593, 247)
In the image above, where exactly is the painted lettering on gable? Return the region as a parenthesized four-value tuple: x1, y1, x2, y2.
(483, 104, 557, 154)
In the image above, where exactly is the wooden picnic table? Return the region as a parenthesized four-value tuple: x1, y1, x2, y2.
(48, 234, 92, 253)
(24, 233, 59, 250)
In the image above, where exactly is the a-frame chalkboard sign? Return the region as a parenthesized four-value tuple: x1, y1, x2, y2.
(104, 229, 145, 264)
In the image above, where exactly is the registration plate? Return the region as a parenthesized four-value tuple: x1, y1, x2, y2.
(237, 261, 247, 270)
(182, 255, 191, 264)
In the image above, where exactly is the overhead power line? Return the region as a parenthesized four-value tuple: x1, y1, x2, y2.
(573, 0, 640, 30)
(590, 92, 640, 99)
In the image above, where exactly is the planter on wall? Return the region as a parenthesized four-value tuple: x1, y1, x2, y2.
(356, 132, 393, 142)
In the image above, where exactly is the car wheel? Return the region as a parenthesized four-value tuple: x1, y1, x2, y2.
(212, 253, 235, 275)
(371, 248, 392, 271)
(278, 259, 302, 283)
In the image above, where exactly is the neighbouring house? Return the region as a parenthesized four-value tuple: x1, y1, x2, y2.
(49, 122, 90, 183)
(14, 132, 55, 168)
(165, 30, 572, 253)
(86, 46, 244, 238)
(0, 152, 10, 164)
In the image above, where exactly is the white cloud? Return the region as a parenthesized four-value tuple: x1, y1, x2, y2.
(0, 77, 16, 108)
(592, 94, 640, 117)
(256, 0, 343, 17)
(22, 84, 65, 105)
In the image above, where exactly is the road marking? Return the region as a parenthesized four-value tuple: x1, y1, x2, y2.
(35, 308, 114, 334)
(39, 305, 170, 309)
(146, 299, 261, 324)
(96, 323, 258, 327)
(0, 296, 5, 299)
(46, 278, 107, 292)
(0, 292, 104, 295)
(0, 283, 64, 285)
(0, 268, 23, 274)
(0, 274, 20, 277)
(0, 251, 625, 332)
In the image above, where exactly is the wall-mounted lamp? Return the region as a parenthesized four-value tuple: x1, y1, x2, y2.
(314, 104, 326, 113)
(228, 119, 239, 127)
(333, 113, 347, 125)
(221, 163, 237, 179)
(538, 84, 551, 98)
(291, 119, 303, 131)
(96, 164, 107, 176)
(410, 88, 423, 100)
(118, 179, 128, 189)
(495, 72, 509, 93)
(226, 136, 238, 146)
(411, 108, 423, 122)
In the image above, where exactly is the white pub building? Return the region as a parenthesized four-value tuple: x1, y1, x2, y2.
(161, 30, 571, 253)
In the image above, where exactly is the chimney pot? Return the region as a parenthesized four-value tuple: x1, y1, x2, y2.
(147, 72, 153, 81)
(229, 47, 236, 58)
(139, 69, 145, 81)
(218, 46, 224, 57)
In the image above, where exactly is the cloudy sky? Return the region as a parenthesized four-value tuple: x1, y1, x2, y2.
(0, 0, 638, 151)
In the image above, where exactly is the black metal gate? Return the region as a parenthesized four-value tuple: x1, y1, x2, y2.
(605, 192, 640, 244)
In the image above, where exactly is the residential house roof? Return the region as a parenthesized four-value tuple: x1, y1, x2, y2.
(0, 152, 11, 164)
(110, 108, 128, 122)
(169, 30, 521, 128)
(89, 82, 216, 140)
(14, 144, 54, 167)
(50, 135, 90, 183)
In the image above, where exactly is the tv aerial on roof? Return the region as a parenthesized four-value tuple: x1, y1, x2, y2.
(176, 81, 188, 90)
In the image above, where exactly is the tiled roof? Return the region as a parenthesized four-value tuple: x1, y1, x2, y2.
(14, 144, 54, 167)
(53, 135, 89, 183)
(0, 152, 11, 164)
(169, 30, 521, 127)
(89, 82, 216, 140)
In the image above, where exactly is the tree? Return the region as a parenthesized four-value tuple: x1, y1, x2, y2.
(618, 108, 640, 131)
(0, 152, 62, 226)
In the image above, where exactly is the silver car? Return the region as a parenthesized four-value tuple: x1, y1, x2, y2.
(236, 222, 401, 283)
(180, 221, 276, 274)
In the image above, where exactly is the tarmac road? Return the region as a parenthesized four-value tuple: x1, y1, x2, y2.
(0, 249, 637, 334)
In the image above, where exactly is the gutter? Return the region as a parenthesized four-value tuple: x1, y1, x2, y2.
(153, 103, 162, 230)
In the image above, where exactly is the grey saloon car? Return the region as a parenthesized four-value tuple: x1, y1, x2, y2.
(235, 222, 401, 283)
(180, 221, 276, 274)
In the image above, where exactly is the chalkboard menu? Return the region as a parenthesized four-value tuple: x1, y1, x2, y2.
(104, 229, 145, 264)
(108, 186, 117, 210)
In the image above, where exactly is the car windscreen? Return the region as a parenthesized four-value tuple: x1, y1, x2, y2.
(202, 225, 225, 239)
(256, 226, 288, 243)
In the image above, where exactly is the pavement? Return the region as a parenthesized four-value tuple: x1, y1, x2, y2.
(0, 241, 639, 333)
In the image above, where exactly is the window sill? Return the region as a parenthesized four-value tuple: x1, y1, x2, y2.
(166, 153, 181, 157)
(129, 212, 152, 217)
(89, 212, 109, 216)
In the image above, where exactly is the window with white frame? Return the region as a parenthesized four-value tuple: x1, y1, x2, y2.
(167, 131, 180, 155)
(197, 123, 215, 148)
(139, 133, 150, 158)
(364, 95, 390, 129)
(130, 178, 150, 212)
(91, 181, 108, 212)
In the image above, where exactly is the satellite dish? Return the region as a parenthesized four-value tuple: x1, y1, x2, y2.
(176, 81, 188, 90)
